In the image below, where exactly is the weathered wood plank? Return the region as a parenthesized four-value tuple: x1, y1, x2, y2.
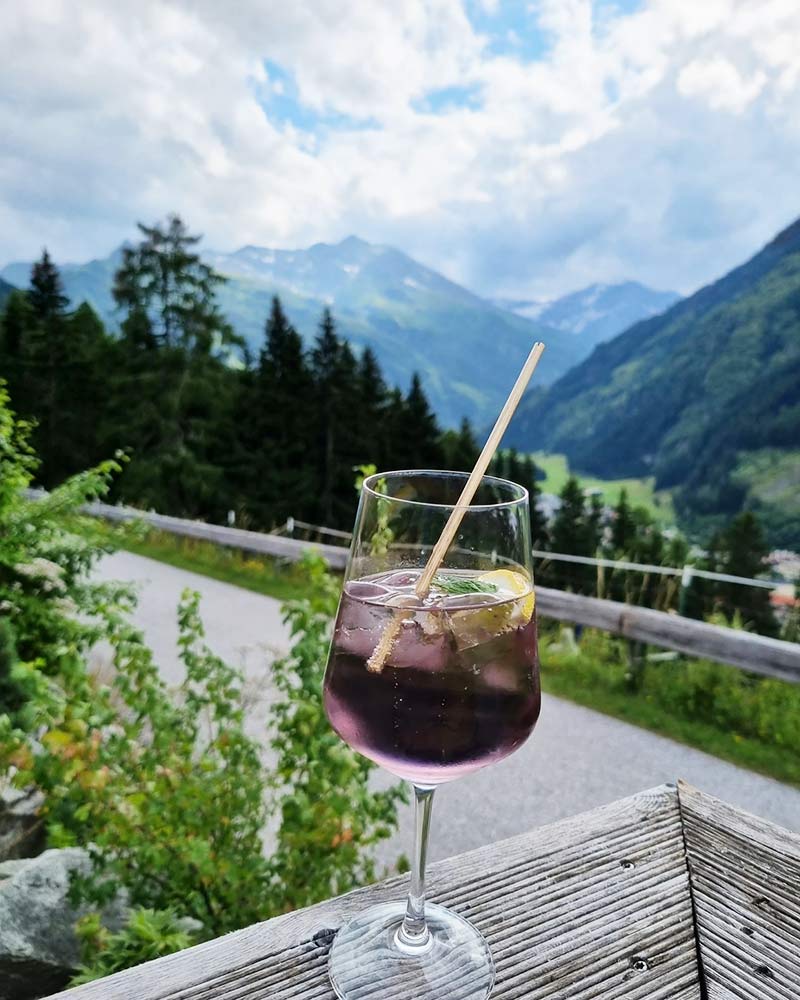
(45, 785, 699, 1000)
(678, 781, 800, 1000)
(536, 588, 800, 684)
(82, 500, 350, 569)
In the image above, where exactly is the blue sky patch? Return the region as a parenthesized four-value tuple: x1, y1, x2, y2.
(258, 60, 378, 133)
(466, 0, 645, 59)
(412, 82, 484, 115)
(465, 1, 551, 61)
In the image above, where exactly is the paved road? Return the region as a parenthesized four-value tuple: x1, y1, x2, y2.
(95, 551, 800, 869)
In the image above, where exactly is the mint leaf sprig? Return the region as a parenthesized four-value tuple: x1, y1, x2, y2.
(432, 575, 498, 596)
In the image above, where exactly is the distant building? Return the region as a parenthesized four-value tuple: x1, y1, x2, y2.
(537, 493, 561, 523)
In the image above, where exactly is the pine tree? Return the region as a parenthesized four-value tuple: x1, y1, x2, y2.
(718, 511, 777, 635)
(585, 493, 604, 552)
(401, 373, 443, 469)
(309, 309, 362, 526)
(311, 308, 342, 525)
(523, 456, 549, 550)
(106, 216, 236, 515)
(611, 488, 635, 553)
(120, 306, 158, 351)
(551, 477, 586, 554)
(113, 215, 235, 352)
(624, 508, 665, 607)
(382, 386, 408, 469)
(550, 476, 593, 592)
(27, 249, 68, 322)
(22, 251, 71, 484)
(0, 290, 35, 405)
(441, 417, 480, 471)
(356, 346, 389, 469)
(0, 290, 32, 358)
(244, 297, 315, 525)
(55, 302, 112, 479)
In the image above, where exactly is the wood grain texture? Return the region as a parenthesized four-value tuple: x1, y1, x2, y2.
(45, 785, 699, 1000)
(679, 781, 800, 1000)
(83, 500, 350, 569)
(536, 587, 800, 683)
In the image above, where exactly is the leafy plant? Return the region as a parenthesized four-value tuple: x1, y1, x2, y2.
(0, 384, 405, 979)
(0, 383, 124, 725)
(541, 626, 800, 783)
(70, 909, 193, 986)
(268, 552, 407, 911)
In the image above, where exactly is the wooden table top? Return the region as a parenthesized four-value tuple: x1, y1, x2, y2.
(46, 781, 800, 999)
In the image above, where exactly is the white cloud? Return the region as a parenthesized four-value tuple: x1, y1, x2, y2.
(677, 56, 766, 112)
(0, 0, 799, 300)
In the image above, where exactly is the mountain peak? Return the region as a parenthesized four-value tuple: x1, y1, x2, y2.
(337, 234, 370, 250)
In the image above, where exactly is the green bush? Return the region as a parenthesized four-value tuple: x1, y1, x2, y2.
(0, 384, 404, 979)
(541, 626, 800, 781)
(70, 909, 193, 986)
(0, 383, 124, 727)
(268, 553, 406, 912)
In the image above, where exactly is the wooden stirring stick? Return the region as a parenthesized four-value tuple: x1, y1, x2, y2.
(366, 341, 545, 673)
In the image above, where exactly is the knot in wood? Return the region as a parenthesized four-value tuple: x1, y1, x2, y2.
(312, 927, 337, 949)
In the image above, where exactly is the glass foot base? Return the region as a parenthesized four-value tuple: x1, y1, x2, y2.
(328, 901, 495, 1000)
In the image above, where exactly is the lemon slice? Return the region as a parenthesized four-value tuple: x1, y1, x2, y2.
(476, 569, 535, 623)
(447, 569, 535, 650)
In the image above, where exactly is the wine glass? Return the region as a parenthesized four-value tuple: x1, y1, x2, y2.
(323, 470, 541, 1000)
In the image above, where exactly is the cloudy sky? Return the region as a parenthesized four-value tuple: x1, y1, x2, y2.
(2, 0, 799, 298)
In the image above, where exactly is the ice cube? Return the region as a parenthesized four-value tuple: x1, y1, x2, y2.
(440, 593, 501, 610)
(385, 593, 424, 609)
(347, 581, 390, 601)
(381, 571, 418, 588)
(334, 597, 385, 657)
(446, 602, 514, 651)
(390, 624, 452, 671)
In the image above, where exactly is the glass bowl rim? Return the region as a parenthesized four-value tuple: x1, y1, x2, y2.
(362, 469, 529, 512)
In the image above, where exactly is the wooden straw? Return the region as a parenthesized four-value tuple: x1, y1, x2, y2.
(366, 340, 545, 672)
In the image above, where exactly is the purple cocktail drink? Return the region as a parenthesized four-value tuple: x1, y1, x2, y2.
(324, 568, 540, 785)
(323, 468, 540, 1000)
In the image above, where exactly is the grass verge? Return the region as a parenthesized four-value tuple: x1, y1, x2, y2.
(541, 629, 800, 788)
(529, 450, 676, 523)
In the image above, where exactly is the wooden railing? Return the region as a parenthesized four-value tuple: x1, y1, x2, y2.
(29, 494, 800, 684)
(535, 587, 800, 684)
(80, 499, 351, 569)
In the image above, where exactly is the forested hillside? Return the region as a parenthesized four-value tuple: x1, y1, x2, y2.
(3, 236, 570, 429)
(0, 217, 543, 532)
(507, 217, 800, 547)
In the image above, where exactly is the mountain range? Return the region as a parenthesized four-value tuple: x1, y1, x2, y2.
(1, 238, 674, 428)
(507, 217, 800, 547)
(496, 281, 679, 349)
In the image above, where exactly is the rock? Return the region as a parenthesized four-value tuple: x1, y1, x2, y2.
(0, 848, 128, 1000)
(0, 785, 45, 862)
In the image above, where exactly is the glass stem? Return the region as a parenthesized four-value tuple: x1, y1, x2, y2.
(396, 784, 436, 952)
